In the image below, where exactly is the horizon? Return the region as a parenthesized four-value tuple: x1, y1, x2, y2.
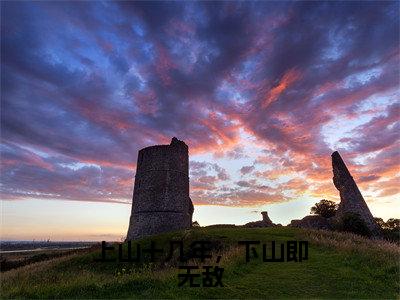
(1, 1, 399, 241)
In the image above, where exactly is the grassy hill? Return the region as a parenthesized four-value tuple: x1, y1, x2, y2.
(1, 227, 399, 299)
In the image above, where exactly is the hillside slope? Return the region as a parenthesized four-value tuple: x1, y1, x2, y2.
(1, 227, 399, 299)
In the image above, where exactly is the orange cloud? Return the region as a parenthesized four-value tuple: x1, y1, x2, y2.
(262, 68, 301, 108)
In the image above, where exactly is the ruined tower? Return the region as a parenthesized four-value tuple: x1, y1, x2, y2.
(332, 151, 380, 235)
(261, 211, 274, 226)
(126, 137, 194, 240)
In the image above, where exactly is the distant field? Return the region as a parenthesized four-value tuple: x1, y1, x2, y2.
(1, 227, 399, 299)
(0, 241, 95, 252)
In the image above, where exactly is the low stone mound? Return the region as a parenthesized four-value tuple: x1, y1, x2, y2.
(289, 215, 331, 230)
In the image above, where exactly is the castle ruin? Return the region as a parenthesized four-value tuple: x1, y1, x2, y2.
(244, 211, 277, 228)
(126, 137, 194, 240)
(290, 151, 381, 234)
(332, 151, 381, 235)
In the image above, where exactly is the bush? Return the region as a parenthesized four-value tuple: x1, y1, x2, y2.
(336, 212, 371, 237)
(310, 199, 338, 218)
(374, 217, 386, 228)
(382, 229, 400, 244)
(386, 218, 399, 230)
(374, 217, 399, 243)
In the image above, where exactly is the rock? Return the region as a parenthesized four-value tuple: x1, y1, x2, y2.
(289, 215, 331, 230)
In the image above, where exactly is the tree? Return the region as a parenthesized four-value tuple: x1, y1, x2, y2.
(385, 218, 399, 230)
(374, 217, 386, 229)
(381, 218, 400, 243)
(192, 221, 200, 227)
(373, 217, 399, 242)
(310, 199, 338, 218)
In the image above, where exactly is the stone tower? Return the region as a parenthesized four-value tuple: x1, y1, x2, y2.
(331, 151, 380, 235)
(126, 137, 194, 240)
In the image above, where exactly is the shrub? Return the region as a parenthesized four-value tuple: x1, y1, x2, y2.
(386, 218, 399, 230)
(374, 217, 386, 228)
(192, 221, 200, 227)
(336, 212, 371, 237)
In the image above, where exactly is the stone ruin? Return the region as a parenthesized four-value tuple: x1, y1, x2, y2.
(290, 151, 381, 235)
(126, 137, 194, 240)
(125, 139, 380, 239)
(331, 151, 381, 235)
(289, 215, 330, 230)
(244, 211, 278, 228)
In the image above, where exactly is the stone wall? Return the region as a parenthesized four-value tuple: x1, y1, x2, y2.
(126, 137, 194, 240)
(332, 151, 381, 235)
(289, 215, 331, 230)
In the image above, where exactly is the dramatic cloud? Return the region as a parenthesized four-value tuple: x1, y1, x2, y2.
(1, 1, 399, 209)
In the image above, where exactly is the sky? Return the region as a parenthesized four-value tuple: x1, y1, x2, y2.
(1, 1, 399, 241)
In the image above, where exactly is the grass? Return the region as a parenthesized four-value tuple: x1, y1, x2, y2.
(0, 248, 92, 272)
(1, 227, 399, 299)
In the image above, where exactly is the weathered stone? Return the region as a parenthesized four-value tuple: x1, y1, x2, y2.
(244, 211, 276, 228)
(289, 215, 331, 230)
(126, 137, 194, 240)
(331, 151, 381, 235)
